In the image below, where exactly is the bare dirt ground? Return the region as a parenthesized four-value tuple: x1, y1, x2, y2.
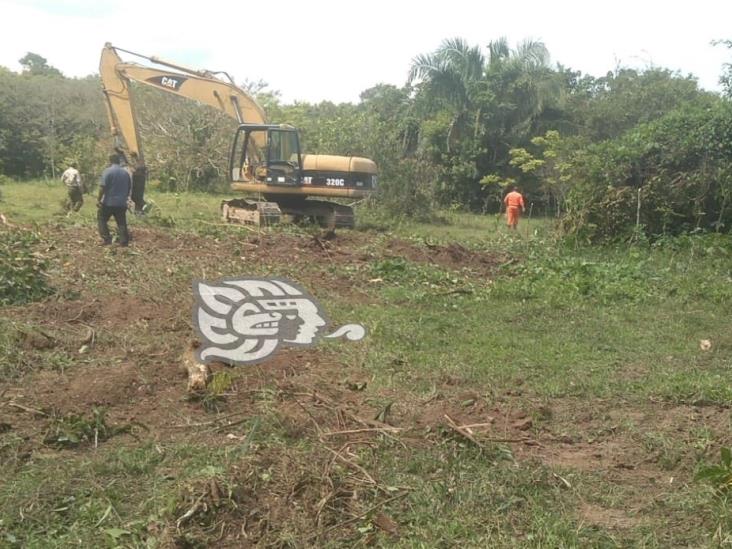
(1, 224, 728, 545)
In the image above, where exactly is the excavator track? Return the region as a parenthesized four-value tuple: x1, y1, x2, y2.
(275, 199, 355, 229)
(221, 199, 281, 226)
(221, 198, 354, 228)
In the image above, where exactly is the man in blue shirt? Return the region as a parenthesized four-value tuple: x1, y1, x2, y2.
(97, 153, 131, 246)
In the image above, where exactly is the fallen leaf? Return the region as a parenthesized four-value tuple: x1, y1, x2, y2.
(373, 512, 400, 535)
(374, 401, 394, 423)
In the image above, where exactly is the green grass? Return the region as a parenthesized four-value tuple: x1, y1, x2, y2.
(0, 179, 228, 227)
(0, 441, 238, 547)
(1, 180, 731, 546)
(380, 210, 554, 244)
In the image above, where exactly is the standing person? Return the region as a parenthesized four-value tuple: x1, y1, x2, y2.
(503, 186, 526, 230)
(61, 163, 83, 212)
(129, 152, 147, 214)
(97, 153, 131, 246)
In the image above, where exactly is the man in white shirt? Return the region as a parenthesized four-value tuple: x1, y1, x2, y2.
(61, 163, 83, 212)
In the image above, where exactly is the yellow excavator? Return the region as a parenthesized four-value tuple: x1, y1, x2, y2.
(99, 43, 377, 227)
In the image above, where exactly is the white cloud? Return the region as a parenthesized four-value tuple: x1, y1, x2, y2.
(1, 0, 730, 103)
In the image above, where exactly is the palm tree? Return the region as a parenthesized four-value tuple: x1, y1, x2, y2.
(408, 37, 563, 207)
(485, 38, 559, 140)
(408, 38, 486, 149)
(487, 37, 511, 67)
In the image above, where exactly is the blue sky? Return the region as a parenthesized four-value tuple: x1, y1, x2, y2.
(2, 0, 731, 103)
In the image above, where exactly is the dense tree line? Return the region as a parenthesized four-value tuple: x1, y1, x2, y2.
(1, 41, 731, 238)
(0, 54, 108, 183)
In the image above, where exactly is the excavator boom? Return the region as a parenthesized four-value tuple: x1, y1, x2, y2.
(100, 43, 266, 159)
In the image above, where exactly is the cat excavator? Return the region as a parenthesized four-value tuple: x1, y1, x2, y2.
(99, 43, 377, 227)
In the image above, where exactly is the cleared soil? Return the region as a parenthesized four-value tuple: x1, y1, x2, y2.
(1, 224, 728, 545)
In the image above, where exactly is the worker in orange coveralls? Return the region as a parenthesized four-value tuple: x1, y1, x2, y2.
(503, 186, 526, 230)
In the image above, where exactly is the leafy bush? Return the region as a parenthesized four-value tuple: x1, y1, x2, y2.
(561, 101, 732, 240)
(0, 228, 52, 305)
(363, 158, 438, 223)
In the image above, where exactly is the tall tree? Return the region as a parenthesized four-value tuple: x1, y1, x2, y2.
(18, 53, 62, 77)
(483, 38, 559, 145)
(408, 37, 486, 147)
(715, 39, 732, 98)
(573, 68, 711, 141)
(408, 37, 562, 208)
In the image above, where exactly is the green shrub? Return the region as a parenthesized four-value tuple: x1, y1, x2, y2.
(366, 158, 438, 223)
(43, 408, 134, 448)
(561, 101, 732, 240)
(0, 228, 52, 305)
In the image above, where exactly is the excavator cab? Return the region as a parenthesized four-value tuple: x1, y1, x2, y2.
(230, 124, 302, 186)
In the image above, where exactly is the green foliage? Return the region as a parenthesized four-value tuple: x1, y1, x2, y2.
(0, 67, 106, 178)
(696, 446, 732, 540)
(561, 101, 732, 239)
(499, 252, 658, 304)
(563, 67, 713, 142)
(369, 257, 449, 286)
(1, 203, 731, 545)
(366, 158, 438, 222)
(274, 84, 426, 220)
(43, 408, 133, 448)
(510, 147, 545, 173)
(717, 40, 732, 98)
(0, 320, 25, 379)
(696, 447, 732, 493)
(201, 370, 234, 412)
(495, 233, 732, 305)
(409, 37, 562, 211)
(0, 228, 52, 305)
(482, 131, 574, 216)
(56, 135, 108, 191)
(133, 85, 236, 191)
(479, 174, 514, 211)
(18, 52, 63, 77)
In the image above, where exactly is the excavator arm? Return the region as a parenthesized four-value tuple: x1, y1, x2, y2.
(99, 43, 267, 161)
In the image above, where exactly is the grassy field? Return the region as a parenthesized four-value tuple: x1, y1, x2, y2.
(1, 180, 732, 547)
